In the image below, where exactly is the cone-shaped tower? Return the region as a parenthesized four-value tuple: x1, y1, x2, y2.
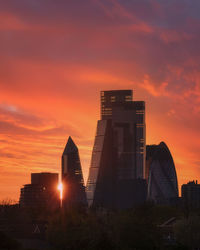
(62, 136, 87, 207)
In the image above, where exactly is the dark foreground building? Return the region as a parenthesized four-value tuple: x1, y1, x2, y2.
(182, 180, 200, 209)
(86, 90, 147, 209)
(20, 172, 59, 209)
(146, 142, 178, 205)
(62, 136, 87, 207)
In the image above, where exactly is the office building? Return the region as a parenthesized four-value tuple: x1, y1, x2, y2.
(62, 136, 87, 207)
(20, 172, 59, 209)
(86, 90, 146, 209)
(182, 181, 200, 209)
(146, 142, 178, 204)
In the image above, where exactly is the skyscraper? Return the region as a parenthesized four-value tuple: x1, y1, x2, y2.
(146, 142, 179, 204)
(86, 90, 147, 209)
(62, 136, 87, 207)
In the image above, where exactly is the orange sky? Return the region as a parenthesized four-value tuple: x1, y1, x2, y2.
(0, 0, 200, 201)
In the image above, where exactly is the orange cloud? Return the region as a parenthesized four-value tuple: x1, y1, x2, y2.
(0, 12, 28, 30)
(0, 0, 200, 201)
(140, 75, 169, 97)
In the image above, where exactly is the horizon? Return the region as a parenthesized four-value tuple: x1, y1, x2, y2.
(0, 0, 200, 201)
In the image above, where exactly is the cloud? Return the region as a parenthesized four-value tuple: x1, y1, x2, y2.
(140, 75, 169, 97)
(0, 0, 200, 199)
(0, 12, 28, 30)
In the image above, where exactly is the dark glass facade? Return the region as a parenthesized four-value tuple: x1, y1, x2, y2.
(86, 119, 117, 208)
(62, 136, 87, 207)
(87, 90, 147, 209)
(146, 142, 179, 204)
(101, 90, 145, 179)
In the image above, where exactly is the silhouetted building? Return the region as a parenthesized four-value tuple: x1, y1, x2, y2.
(20, 172, 59, 209)
(87, 90, 147, 209)
(101, 90, 146, 179)
(86, 119, 116, 208)
(62, 136, 87, 207)
(146, 142, 178, 204)
(31, 172, 58, 187)
(182, 180, 200, 209)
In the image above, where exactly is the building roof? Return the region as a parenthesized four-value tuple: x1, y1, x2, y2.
(63, 136, 78, 155)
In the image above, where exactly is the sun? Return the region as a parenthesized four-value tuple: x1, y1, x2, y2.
(57, 182, 63, 200)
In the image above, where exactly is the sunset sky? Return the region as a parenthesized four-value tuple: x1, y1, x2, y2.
(0, 0, 200, 201)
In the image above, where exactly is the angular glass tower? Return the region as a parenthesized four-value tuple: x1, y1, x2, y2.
(86, 90, 146, 209)
(62, 136, 87, 207)
(86, 119, 117, 208)
(146, 142, 178, 204)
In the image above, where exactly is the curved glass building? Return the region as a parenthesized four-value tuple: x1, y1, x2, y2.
(146, 142, 178, 204)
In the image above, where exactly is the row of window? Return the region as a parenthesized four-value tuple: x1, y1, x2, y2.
(101, 95, 132, 103)
(136, 110, 145, 114)
(102, 111, 112, 115)
(101, 108, 112, 111)
(136, 123, 145, 128)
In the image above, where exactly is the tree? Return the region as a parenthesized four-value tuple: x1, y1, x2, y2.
(174, 216, 200, 249)
(0, 231, 22, 250)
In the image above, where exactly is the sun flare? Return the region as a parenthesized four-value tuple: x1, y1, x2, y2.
(57, 182, 63, 200)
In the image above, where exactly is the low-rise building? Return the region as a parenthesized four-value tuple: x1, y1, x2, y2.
(20, 172, 59, 209)
(181, 180, 200, 209)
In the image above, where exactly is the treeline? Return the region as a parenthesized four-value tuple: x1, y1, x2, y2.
(46, 204, 199, 250)
(0, 202, 200, 250)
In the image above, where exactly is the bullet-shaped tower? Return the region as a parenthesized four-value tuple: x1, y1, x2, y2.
(146, 142, 178, 205)
(62, 136, 87, 207)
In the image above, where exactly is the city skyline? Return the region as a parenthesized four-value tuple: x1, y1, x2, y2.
(0, 0, 200, 201)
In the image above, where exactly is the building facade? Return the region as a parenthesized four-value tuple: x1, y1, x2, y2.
(62, 136, 87, 207)
(146, 142, 179, 204)
(182, 181, 200, 209)
(20, 172, 59, 209)
(87, 90, 147, 209)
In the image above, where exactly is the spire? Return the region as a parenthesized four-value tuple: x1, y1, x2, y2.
(63, 136, 78, 155)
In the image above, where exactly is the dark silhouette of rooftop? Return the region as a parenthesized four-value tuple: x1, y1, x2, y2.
(63, 136, 78, 154)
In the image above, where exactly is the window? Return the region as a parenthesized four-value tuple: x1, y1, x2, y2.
(110, 96, 116, 102)
(136, 123, 144, 128)
(125, 95, 132, 102)
(101, 97, 105, 103)
(136, 110, 145, 114)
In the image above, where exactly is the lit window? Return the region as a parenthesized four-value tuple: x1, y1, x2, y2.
(110, 96, 116, 102)
(136, 123, 144, 128)
(136, 110, 145, 114)
(125, 95, 132, 102)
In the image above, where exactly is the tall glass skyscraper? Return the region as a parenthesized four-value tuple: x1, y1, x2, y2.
(62, 136, 87, 207)
(86, 90, 147, 209)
